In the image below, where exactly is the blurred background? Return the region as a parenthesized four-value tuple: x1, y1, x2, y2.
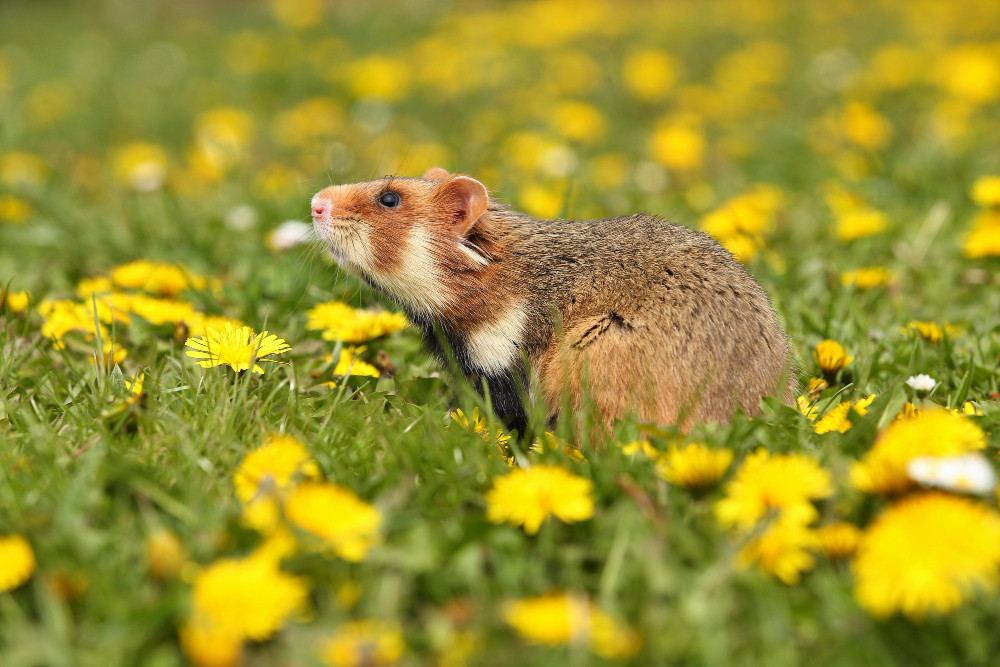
(1, 0, 999, 293)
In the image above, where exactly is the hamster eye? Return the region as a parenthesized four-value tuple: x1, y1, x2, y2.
(377, 191, 401, 208)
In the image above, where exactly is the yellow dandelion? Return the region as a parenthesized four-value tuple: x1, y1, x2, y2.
(737, 516, 820, 585)
(835, 208, 886, 242)
(529, 431, 585, 462)
(550, 100, 605, 142)
(0, 151, 47, 187)
(797, 395, 819, 420)
(234, 434, 320, 533)
(656, 442, 733, 488)
(501, 593, 641, 659)
(191, 555, 309, 640)
(344, 55, 411, 101)
(75, 276, 114, 298)
(840, 267, 899, 289)
(146, 529, 185, 580)
(904, 320, 962, 344)
(851, 408, 986, 496)
(964, 211, 1000, 259)
(813, 396, 876, 434)
(620, 439, 659, 458)
(817, 522, 862, 560)
(179, 618, 243, 667)
(320, 620, 405, 667)
(956, 401, 983, 417)
(185, 322, 291, 374)
(37, 298, 108, 344)
(813, 339, 853, 373)
(285, 482, 382, 561)
(307, 301, 408, 343)
(840, 101, 893, 151)
(622, 49, 678, 101)
(124, 294, 197, 325)
(651, 120, 705, 171)
(2, 288, 30, 312)
(112, 141, 169, 192)
(805, 377, 828, 400)
(518, 183, 564, 220)
(0, 534, 36, 592)
(897, 401, 921, 421)
(0, 194, 33, 223)
(715, 450, 833, 530)
(486, 465, 594, 534)
(330, 347, 380, 379)
(109, 259, 206, 296)
(853, 493, 1000, 619)
(183, 313, 245, 338)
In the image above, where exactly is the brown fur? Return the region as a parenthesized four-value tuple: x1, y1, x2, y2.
(311, 169, 796, 434)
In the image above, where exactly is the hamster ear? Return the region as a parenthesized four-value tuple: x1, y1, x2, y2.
(434, 176, 489, 236)
(422, 167, 450, 181)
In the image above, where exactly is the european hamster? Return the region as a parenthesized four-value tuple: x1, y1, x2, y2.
(310, 167, 796, 435)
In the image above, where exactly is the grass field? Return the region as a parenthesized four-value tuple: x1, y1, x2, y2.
(2, 0, 1000, 665)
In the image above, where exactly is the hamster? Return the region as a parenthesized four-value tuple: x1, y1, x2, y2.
(310, 167, 796, 435)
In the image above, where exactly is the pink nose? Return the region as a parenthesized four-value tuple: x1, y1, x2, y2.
(312, 202, 327, 218)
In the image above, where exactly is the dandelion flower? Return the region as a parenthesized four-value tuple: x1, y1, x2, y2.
(285, 482, 382, 561)
(905, 320, 961, 344)
(715, 450, 833, 530)
(450, 407, 511, 447)
(501, 593, 642, 659)
(234, 434, 320, 532)
(185, 322, 291, 374)
(319, 620, 405, 667)
(851, 408, 986, 495)
(906, 453, 997, 495)
(651, 120, 705, 172)
(486, 465, 594, 534)
(113, 141, 169, 192)
(127, 294, 198, 325)
(146, 529, 184, 580)
(179, 618, 243, 667)
(620, 439, 659, 458)
(109, 259, 206, 296)
(330, 347, 380, 379)
(835, 208, 886, 242)
(813, 339, 853, 373)
(2, 289, 30, 312)
(853, 492, 1000, 619)
(737, 516, 820, 585)
(0, 534, 36, 592)
(190, 555, 309, 640)
(971, 175, 1000, 207)
(797, 395, 820, 420)
(813, 395, 876, 434)
(818, 522, 862, 560)
(963, 211, 1000, 258)
(622, 49, 678, 101)
(656, 442, 733, 488)
(307, 301, 408, 343)
(805, 376, 828, 399)
(840, 266, 898, 289)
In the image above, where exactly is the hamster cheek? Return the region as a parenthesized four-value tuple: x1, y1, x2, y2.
(368, 225, 453, 315)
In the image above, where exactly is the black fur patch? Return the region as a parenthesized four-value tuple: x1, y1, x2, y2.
(413, 317, 528, 434)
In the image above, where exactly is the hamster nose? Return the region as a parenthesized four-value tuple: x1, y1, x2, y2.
(312, 202, 327, 218)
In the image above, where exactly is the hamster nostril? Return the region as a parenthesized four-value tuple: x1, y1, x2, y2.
(312, 203, 327, 218)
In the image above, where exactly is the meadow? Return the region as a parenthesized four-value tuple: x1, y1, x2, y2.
(2, 0, 1000, 664)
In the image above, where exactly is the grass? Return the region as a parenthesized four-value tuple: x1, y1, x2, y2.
(2, 0, 1000, 665)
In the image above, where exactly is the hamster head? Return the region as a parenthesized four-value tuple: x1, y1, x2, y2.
(310, 167, 491, 316)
